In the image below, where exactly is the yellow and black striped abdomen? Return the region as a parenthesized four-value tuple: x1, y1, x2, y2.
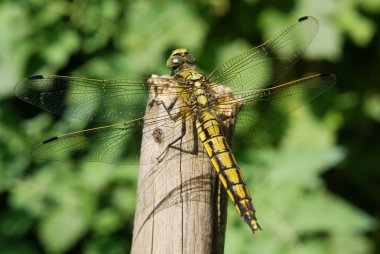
(195, 111, 260, 232)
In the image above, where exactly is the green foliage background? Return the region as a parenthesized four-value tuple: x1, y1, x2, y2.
(0, 0, 379, 253)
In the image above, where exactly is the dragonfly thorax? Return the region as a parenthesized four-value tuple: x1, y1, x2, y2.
(176, 69, 216, 112)
(167, 49, 216, 111)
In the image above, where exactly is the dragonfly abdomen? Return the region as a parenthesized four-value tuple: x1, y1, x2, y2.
(195, 111, 260, 232)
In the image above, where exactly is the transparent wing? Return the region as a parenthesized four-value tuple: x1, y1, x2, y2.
(33, 118, 145, 163)
(15, 75, 182, 122)
(32, 106, 202, 164)
(214, 74, 336, 140)
(208, 16, 319, 92)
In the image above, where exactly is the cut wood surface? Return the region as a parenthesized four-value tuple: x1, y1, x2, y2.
(131, 76, 227, 254)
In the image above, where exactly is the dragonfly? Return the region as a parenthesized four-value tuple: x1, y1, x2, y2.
(15, 16, 335, 233)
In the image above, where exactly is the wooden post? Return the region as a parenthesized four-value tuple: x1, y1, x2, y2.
(131, 76, 227, 254)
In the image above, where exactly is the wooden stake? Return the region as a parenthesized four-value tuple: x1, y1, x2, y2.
(131, 76, 227, 254)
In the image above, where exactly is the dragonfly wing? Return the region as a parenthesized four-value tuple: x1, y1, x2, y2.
(33, 118, 145, 164)
(215, 74, 336, 140)
(15, 75, 178, 122)
(208, 16, 319, 92)
(32, 107, 204, 164)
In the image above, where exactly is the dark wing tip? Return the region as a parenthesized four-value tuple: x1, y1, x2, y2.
(298, 16, 309, 22)
(319, 73, 337, 81)
(319, 73, 337, 89)
(27, 75, 44, 80)
(42, 136, 59, 144)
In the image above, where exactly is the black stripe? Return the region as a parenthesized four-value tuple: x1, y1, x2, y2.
(223, 178, 247, 193)
(202, 131, 223, 141)
(211, 151, 238, 168)
(236, 170, 245, 184)
(205, 138, 229, 157)
(214, 157, 228, 171)
(197, 117, 215, 129)
(237, 201, 250, 215)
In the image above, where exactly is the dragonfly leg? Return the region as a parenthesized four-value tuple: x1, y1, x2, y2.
(150, 96, 181, 121)
(157, 117, 199, 162)
(151, 95, 199, 162)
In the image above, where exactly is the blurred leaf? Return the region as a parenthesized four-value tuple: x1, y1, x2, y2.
(293, 192, 375, 233)
(211, 39, 251, 68)
(38, 207, 88, 253)
(41, 29, 80, 68)
(92, 209, 122, 235)
(11, 165, 95, 252)
(364, 94, 380, 122)
(112, 185, 136, 217)
(0, 3, 31, 97)
(337, 2, 376, 46)
(360, 0, 380, 12)
(83, 237, 129, 254)
(114, 1, 207, 75)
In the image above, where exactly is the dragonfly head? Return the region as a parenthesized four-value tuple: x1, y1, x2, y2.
(166, 49, 196, 74)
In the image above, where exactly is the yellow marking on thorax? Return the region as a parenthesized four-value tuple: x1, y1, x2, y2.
(197, 95, 208, 105)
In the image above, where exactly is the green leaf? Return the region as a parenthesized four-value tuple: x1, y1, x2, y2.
(38, 207, 88, 253)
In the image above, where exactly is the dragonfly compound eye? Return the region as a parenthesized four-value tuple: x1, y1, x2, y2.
(185, 54, 196, 64)
(172, 56, 184, 65)
(167, 55, 184, 71)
